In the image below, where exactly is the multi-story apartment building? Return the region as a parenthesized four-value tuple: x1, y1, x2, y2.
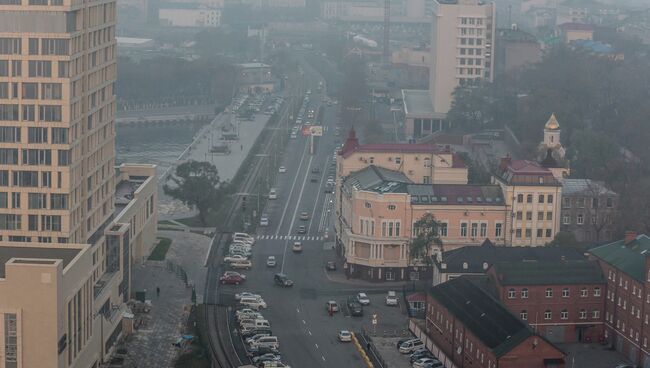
(321, 0, 429, 23)
(588, 232, 650, 367)
(337, 164, 507, 281)
(0, 0, 158, 365)
(429, 0, 496, 116)
(415, 277, 566, 368)
(560, 179, 619, 243)
(488, 260, 606, 343)
(492, 156, 563, 246)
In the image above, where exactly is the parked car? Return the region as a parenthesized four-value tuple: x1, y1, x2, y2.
(413, 357, 441, 368)
(347, 297, 363, 317)
(252, 353, 282, 364)
(338, 330, 352, 342)
(230, 260, 252, 270)
(224, 254, 248, 263)
(223, 271, 246, 280)
(266, 256, 276, 267)
(246, 345, 279, 357)
(235, 292, 260, 301)
(399, 339, 424, 354)
(409, 349, 434, 363)
(274, 273, 294, 287)
(242, 327, 272, 338)
(386, 291, 399, 306)
(220, 273, 245, 285)
(239, 296, 267, 310)
(357, 292, 370, 305)
(249, 336, 279, 349)
(246, 333, 271, 345)
(292, 242, 303, 252)
(325, 261, 337, 270)
(397, 338, 418, 349)
(326, 300, 339, 312)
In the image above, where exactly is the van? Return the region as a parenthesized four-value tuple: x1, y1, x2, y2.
(240, 296, 267, 310)
(268, 188, 277, 200)
(399, 339, 424, 354)
(250, 336, 279, 349)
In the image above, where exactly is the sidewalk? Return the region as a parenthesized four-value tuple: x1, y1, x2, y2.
(158, 111, 273, 221)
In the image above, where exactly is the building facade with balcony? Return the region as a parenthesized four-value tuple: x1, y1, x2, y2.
(488, 260, 606, 344)
(588, 232, 650, 367)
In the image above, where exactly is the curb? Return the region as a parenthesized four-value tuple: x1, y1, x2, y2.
(351, 332, 374, 368)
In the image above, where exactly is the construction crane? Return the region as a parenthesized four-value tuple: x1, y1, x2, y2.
(383, 0, 390, 64)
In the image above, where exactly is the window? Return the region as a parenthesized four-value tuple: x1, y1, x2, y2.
(561, 309, 569, 320)
(22, 149, 51, 165)
(538, 211, 544, 220)
(517, 194, 523, 202)
(520, 310, 528, 320)
(0, 192, 6, 208)
(0, 148, 18, 164)
(41, 83, 62, 100)
(495, 223, 502, 238)
(22, 83, 38, 99)
(364, 202, 371, 208)
(50, 193, 67, 209)
(536, 228, 543, 238)
(594, 287, 601, 297)
(581, 287, 588, 297)
(39, 105, 61, 122)
(41, 215, 61, 231)
(525, 229, 531, 238)
(546, 288, 553, 298)
(10, 193, 19, 208)
(439, 222, 448, 237)
(0, 214, 21, 230)
(12, 171, 39, 187)
(527, 194, 533, 203)
(28, 38, 39, 54)
(28, 193, 46, 209)
(480, 223, 487, 237)
(563, 197, 571, 208)
(58, 61, 69, 77)
(521, 288, 528, 299)
(0, 38, 21, 55)
(580, 309, 587, 319)
(577, 197, 585, 208)
(508, 288, 516, 299)
(563, 214, 571, 225)
(0, 104, 19, 121)
(546, 212, 552, 220)
(460, 223, 468, 237)
(28, 60, 52, 77)
(516, 211, 522, 220)
(387, 204, 396, 210)
(395, 157, 401, 164)
(28, 127, 47, 143)
(471, 223, 478, 237)
(52, 128, 68, 144)
(41, 39, 69, 55)
(0, 127, 20, 143)
(22, 105, 35, 121)
(11, 60, 21, 77)
(526, 211, 532, 220)
(577, 214, 584, 225)
(544, 310, 552, 320)
(57, 150, 70, 166)
(539, 194, 545, 203)
(0, 61, 7, 77)
(515, 228, 522, 238)
(29, 214, 38, 231)
(562, 288, 570, 298)
(548, 195, 553, 203)
(606, 198, 613, 208)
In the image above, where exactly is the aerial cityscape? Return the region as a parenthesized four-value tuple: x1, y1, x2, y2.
(0, 0, 649, 367)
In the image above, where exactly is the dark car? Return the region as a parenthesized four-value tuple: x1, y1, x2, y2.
(347, 297, 363, 317)
(326, 261, 337, 271)
(219, 273, 245, 285)
(247, 345, 280, 357)
(410, 349, 434, 363)
(252, 353, 282, 364)
(274, 273, 294, 287)
(297, 225, 307, 234)
(311, 167, 320, 174)
(241, 327, 272, 338)
(310, 176, 319, 183)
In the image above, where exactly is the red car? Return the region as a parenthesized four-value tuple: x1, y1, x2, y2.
(220, 273, 245, 285)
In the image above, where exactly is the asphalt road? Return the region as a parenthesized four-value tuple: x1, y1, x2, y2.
(218, 81, 408, 367)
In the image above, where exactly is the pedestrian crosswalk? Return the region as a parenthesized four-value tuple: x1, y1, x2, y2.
(256, 235, 324, 241)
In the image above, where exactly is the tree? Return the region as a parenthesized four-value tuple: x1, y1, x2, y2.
(546, 231, 582, 249)
(410, 213, 443, 266)
(163, 161, 225, 225)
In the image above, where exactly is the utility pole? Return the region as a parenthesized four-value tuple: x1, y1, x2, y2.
(383, 0, 390, 65)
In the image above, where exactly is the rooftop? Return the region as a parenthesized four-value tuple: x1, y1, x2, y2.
(562, 178, 617, 196)
(438, 241, 586, 274)
(496, 157, 560, 186)
(407, 184, 504, 205)
(491, 260, 605, 285)
(402, 89, 444, 118)
(116, 37, 154, 45)
(497, 28, 539, 43)
(589, 234, 650, 282)
(429, 277, 534, 358)
(237, 62, 271, 69)
(343, 165, 411, 193)
(0, 246, 82, 278)
(339, 128, 454, 159)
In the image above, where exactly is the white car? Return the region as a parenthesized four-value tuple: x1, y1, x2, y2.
(224, 254, 248, 263)
(338, 330, 352, 342)
(278, 166, 286, 173)
(235, 292, 261, 301)
(357, 292, 370, 305)
(266, 256, 277, 267)
(268, 188, 277, 200)
(386, 291, 399, 306)
(413, 357, 440, 368)
(231, 260, 252, 270)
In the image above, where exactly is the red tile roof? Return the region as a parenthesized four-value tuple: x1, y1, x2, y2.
(508, 160, 551, 174)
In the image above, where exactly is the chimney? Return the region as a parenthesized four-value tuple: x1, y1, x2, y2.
(499, 154, 512, 172)
(624, 231, 637, 245)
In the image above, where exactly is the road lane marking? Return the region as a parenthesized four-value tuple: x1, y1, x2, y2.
(302, 319, 306, 324)
(296, 307, 300, 313)
(308, 330, 312, 336)
(315, 343, 319, 349)
(275, 142, 310, 236)
(308, 153, 331, 233)
(322, 356, 326, 362)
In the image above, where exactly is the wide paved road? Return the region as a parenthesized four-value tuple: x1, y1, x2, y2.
(218, 85, 408, 367)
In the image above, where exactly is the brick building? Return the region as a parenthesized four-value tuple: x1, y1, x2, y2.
(488, 260, 606, 343)
(423, 277, 565, 368)
(588, 232, 650, 367)
(432, 240, 585, 285)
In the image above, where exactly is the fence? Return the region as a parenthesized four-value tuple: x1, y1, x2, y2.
(166, 260, 191, 288)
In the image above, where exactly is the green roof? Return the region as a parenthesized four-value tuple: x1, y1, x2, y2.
(492, 260, 605, 285)
(589, 234, 650, 282)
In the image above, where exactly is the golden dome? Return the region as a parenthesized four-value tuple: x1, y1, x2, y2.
(545, 113, 560, 130)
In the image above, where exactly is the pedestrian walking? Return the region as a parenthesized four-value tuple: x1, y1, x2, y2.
(366, 342, 371, 352)
(156, 286, 160, 297)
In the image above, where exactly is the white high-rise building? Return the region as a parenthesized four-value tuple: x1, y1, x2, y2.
(430, 0, 496, 115)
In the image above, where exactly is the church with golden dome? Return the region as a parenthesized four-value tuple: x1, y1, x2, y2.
(539, 113, 566, 160)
